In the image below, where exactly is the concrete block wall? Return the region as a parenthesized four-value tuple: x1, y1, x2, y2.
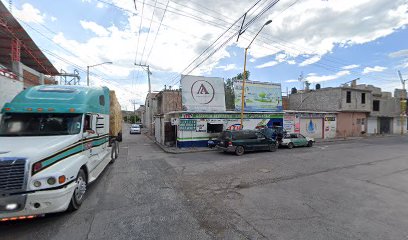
(288, 88, 342, 111)
(340, 88, 371, 112)
(0, 75, 23, 109)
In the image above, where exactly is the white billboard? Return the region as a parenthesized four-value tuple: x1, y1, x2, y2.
(181, 75, 226, 112)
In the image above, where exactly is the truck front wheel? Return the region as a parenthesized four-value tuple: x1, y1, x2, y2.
(68, 169, 87, 211)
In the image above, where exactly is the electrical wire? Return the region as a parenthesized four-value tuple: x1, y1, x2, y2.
(144, 0, 169, 65)
(134, 0, 146, 64)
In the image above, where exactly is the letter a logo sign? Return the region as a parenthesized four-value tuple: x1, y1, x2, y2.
(197, 84, 209, 94)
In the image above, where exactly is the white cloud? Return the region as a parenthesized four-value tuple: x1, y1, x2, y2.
(80, 20, 110, 37)
(216, 64, 237, 71)
(256, 61, 278, 69)
(14, 3, 46, 23)
(342, 64, 360, 70)
(29, 0, 407, 109)
(96, 2, 105, 8)
(299, 56, 321, 66)
(285, 79, 299, 83)
(362, 66, 387, 74)
(305, 70, 350, 83)
(50, 16, 57, 22)
(389, 49, 408, 58)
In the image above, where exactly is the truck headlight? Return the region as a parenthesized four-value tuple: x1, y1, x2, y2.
(33, 181, 41, 188)
(47, 177, 56, 185)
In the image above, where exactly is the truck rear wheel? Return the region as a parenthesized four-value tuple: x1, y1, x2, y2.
(68, 169, 87, 211)
(110, 141, 118, 163)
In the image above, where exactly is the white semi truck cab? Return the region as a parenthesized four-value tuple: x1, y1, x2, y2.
(0, 85, 122, 221)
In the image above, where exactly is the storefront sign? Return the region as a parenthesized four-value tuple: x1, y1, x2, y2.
(181, 75, 226, 111)
(179, 119, 196, 131)
(234, 80, 282, 112)
(180, 113, 283, 119)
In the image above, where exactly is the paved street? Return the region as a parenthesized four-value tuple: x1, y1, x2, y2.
(2, 133, 408, 239)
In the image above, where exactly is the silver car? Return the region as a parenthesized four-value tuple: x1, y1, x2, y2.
(130, 124, 141, 134)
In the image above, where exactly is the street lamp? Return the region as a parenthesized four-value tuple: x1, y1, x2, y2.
(240, 20, 272, 129)
(87, 61, 113, 86)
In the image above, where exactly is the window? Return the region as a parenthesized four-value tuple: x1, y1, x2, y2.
(346, 91, 351, 103)
(99, 95, 105, 106)
(84, 114, 92, 131)
(0, 113, 82, 136)
(361, 118, 365, 125)
(361, 93, 366, 104)
(207, 123, 223, 133)
(373, 100, 380, 111)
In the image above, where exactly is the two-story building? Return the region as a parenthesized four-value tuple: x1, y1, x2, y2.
(289, 82, 371, 137)
(289, 81, 407, 137)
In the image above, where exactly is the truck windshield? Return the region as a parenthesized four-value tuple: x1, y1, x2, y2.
(0, 113, 82, 136)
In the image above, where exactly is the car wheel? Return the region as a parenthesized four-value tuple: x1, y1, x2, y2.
(307, 141, 313, 147)
(269, 143, 277, 152)
(68, 169, 87, 211)
(288, 143, 294, 149)
(235, 146, 245, 156)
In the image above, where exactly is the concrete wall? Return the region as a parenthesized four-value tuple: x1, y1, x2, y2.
(392, 117, 408, 135)
(337, 112, 367, 137)
(370, 96, 400, 118)
(0, 75, 23, 109)
(340, 88, 371, 112)
(288, 88, 342, 111)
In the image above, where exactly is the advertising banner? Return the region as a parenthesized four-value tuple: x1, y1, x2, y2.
(234, 80, 282, 112)
(181, 75, 226, 112)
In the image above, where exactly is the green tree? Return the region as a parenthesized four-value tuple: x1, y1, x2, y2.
(224, 71, 250, 110)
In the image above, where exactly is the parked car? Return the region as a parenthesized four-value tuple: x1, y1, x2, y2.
(130, 124, 141, 134)
(216, 130, 277, 156)
(280, 133, 314, 149)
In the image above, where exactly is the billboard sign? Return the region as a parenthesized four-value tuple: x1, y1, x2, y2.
(234, 80, 282, 112)
(181, 75, 226, 112)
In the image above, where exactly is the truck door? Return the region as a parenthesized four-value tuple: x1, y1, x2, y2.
(83, 113, 100, 171)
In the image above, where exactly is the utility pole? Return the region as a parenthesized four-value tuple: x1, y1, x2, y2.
(398, 70, 407, 135)
(134, 63, 152, 94)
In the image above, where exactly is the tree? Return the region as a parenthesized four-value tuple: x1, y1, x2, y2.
(224, 71, 250, 110)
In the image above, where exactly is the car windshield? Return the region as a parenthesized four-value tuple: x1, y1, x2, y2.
(132, 124, 140, 128)
(0, 113, 82, 136)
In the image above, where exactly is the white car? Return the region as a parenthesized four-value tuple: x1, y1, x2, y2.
(280, 133, 314, 149)
(130, 124, 141, 134)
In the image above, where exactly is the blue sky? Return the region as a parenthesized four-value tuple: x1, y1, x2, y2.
(2, 0, 408, 110)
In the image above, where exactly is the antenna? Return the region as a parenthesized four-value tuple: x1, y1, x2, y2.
(398, 70, 407, 90)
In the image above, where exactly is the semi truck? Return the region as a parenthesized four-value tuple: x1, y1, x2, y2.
(0, 85, 122, 221)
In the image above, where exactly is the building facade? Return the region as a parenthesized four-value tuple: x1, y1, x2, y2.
(288, 83, 407, 137)
(0, 2, 59, 109)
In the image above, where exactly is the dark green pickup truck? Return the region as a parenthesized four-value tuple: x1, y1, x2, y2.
(216, 130, 277, 156)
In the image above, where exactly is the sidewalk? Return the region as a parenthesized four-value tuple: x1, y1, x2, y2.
(315, 134, 401, 144)
(143, 132, 216, 154)
(145, 132, 404, 154)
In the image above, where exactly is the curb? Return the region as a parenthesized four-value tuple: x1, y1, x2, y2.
(315, 134, 403, 144)
(143, 132, 216, 154)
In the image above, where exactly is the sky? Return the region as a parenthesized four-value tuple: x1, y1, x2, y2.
(2, 0, 408, 110)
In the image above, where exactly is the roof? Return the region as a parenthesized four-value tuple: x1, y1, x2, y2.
(0, 2, 59, 75)
(2, 85, 109, 114)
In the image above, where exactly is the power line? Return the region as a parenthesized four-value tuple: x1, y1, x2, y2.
(139, 0, 158, 65)
(144, 0, 169, 65)
(134, 0, 146, 64)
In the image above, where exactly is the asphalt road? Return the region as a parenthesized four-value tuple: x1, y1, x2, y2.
(1, 132, 408, 240)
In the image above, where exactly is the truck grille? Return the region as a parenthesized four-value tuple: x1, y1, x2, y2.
(0, 158, 26, 193)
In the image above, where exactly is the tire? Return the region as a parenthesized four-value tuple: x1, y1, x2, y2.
(110, 141, 118, 163)
(269, 143, 277, 152)
(288, 142, 294, 149)
(68, 169, 87, 211)
(117, 132, 123, 142)
(235, 146, 245, 156)
(307, 141, 313, 147)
